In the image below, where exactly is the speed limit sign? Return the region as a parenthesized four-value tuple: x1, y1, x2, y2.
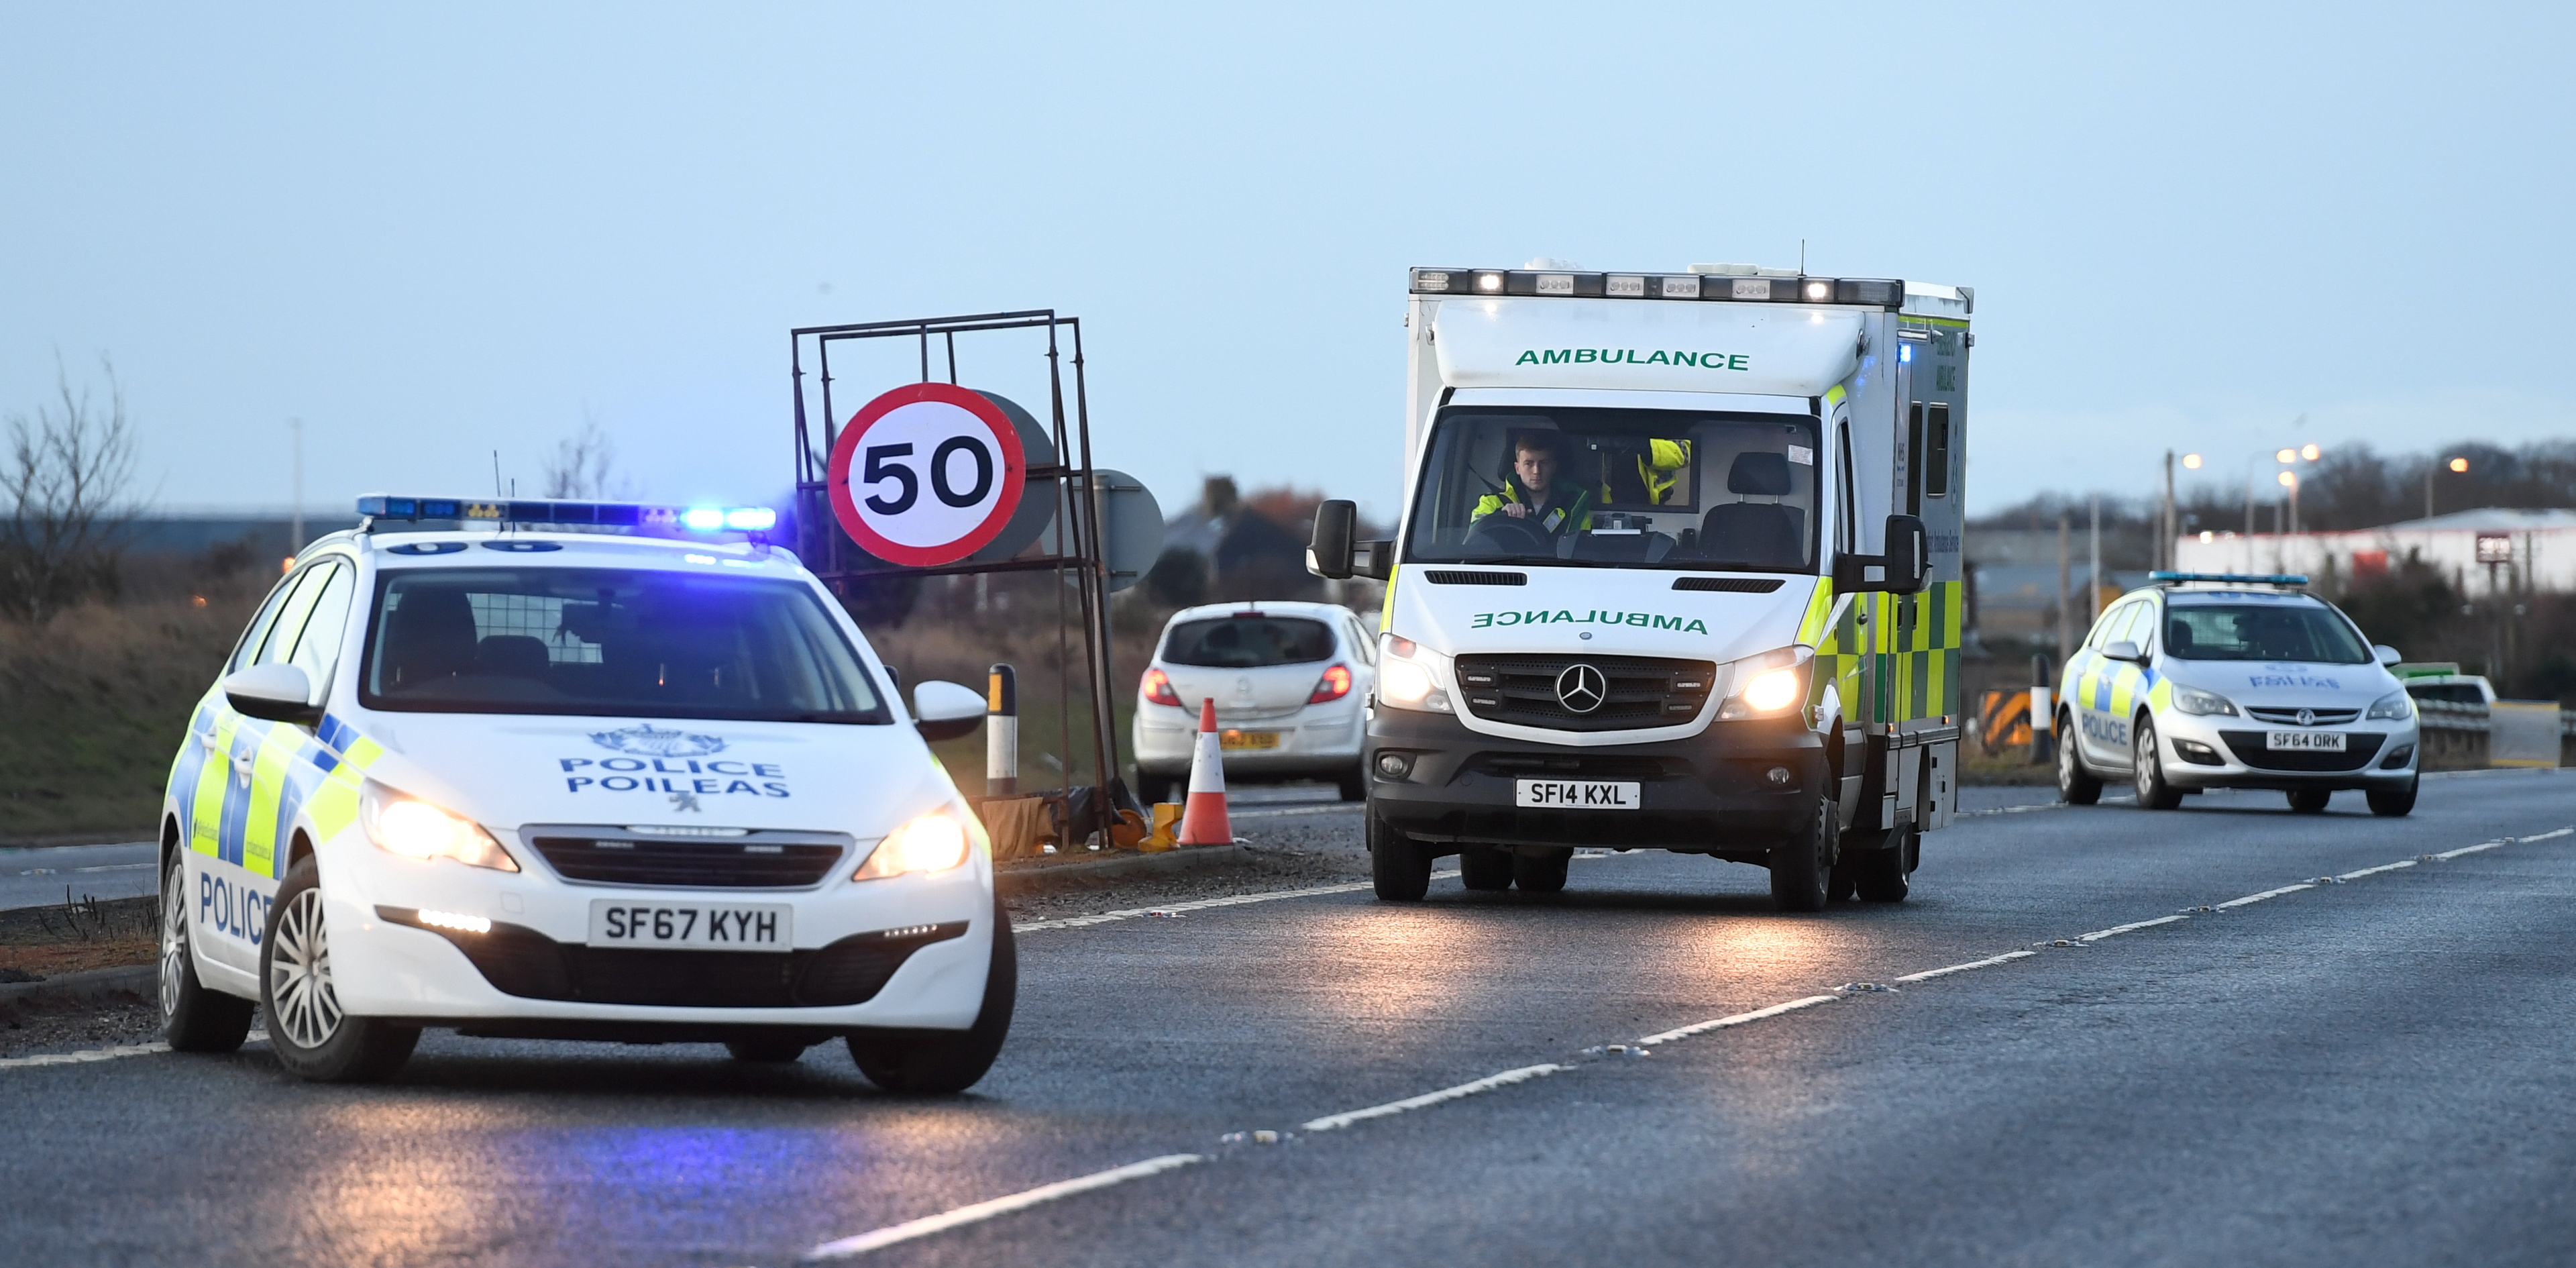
(826, 383, 1028, 566)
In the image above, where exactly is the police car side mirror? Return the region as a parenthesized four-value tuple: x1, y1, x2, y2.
(2375, 644, 2402, 666)
(2102, 640, 2144, 663)
(1308, 499, 1357, 580)
(912, 680, 987, 743)
(223, 664, 321, 727)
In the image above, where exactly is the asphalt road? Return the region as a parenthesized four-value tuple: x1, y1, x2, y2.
(0, 841, 159, 910)
(5, 770, 2572, 1267)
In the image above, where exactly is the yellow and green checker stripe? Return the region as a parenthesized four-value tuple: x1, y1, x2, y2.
(1867, 580, 1964, 724)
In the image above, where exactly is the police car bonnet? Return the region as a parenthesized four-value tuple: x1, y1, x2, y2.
(1432, 299, 1864, 397)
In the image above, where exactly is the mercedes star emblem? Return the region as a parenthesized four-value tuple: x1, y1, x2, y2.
(1555, 663, 1607, 714)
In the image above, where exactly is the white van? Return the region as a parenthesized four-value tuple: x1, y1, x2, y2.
(156, 495, 1011, 1087)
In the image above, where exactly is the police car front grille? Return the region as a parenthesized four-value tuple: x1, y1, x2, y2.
(386, 910, 970, 1007)
(2244, 707, 2361, 726)
(1452, 655, 1716, 733)
(525, 829, 849, 888)
(2218, 731, 2387, 772)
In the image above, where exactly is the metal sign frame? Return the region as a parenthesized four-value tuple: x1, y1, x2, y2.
(791, 310, 1121, 818)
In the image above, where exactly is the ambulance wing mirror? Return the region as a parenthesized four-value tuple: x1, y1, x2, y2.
(1309, 500, 1358, 579)
(223, 663, 321, 727)
(1833, 514, 1931, 595)
(912, 680, 987, 743)
(1354, 539, 1394, 581)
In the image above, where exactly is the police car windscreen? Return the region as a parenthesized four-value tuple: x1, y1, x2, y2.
(361, 568, 890, 722)
(2163, 604, 2371, 664)
(1162, 617, 1333, 668)
(1406, 407, 1820, 571)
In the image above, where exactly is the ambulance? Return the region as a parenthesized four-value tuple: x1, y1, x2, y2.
(156, 496, 1012, 1086)
(1309, 261, 1971, 910)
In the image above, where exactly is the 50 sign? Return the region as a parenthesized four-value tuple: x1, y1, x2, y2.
(826, 383, 1028, 566)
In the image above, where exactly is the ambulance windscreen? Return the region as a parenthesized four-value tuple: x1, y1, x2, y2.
(1405, 407, 1821, 572)
(360, 568, 892, 723)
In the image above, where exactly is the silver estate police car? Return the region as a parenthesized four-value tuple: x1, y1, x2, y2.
(157, 495, 1010, 1086)
(2055, 574, 2420, 816)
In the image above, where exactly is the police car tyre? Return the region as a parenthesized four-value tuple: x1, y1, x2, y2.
(1851, 829, 1910, 903)
(1336, 765, 1366, 802)
(2132, 719, 2184, 810)
(1770, 794, 1835, 912)
(2286, 788, 2332, 814)
(260, 857, 420, 1083)
(725, 1036, 813, 1063)
(2367, 776, 2418, 818)
(1458, 846, 1515, 891)
(1367, 804, 1432, 902)
(1512, 847, 1571, 894)
(2056, 711, 2102, 805)
(846, 895, 1015, 1095)
(160, 848, 253, 1053)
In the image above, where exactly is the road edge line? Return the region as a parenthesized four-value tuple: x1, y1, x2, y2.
(1299, 1063, 1568, 1133)
(800, 1153, 1208, 1261)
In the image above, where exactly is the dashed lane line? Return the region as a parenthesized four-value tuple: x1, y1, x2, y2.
(2214, 882, 2315, 910)
(0, 1030, 266, 1071)
(1637, 994, 1842, 1047)
(2078, 914, 2190, 942)
(800, 1153, 1208, 1262)
(2430, 840, 2506, 861)
(1010, 851, 1631, 935)
(2337, 859, 2418, 881)
(1300, 1063, 1568, 1133)
(1892, 949, 2037, 984)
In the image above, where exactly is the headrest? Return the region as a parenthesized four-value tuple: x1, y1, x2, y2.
(1728, 452, 1792, 496)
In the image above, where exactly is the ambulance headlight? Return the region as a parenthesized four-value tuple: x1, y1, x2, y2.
(1375, 637, 1454, 713)
(855, 809, 975, 880)
(2365, 690, 2414, 721)
(2171, 685, 2240, 717)
(360, 784, 519, 872)
(1717, 646, 1814, 720)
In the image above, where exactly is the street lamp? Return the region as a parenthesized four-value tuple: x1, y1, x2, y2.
(2426, 456, 2469, 519)
(2277, 468, 2300, 535)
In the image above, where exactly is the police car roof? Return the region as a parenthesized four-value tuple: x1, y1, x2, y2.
(350, 527, 800, 574)
(2159, 588, 2326, 606)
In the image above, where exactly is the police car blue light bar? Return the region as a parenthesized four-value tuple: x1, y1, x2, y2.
(2149, 571, 2310, 587)
(356, 494, 774, 534)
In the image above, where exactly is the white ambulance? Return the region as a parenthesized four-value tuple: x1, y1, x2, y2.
(156, 495, 1010, 1086)
(1310, 262, 1971, 910)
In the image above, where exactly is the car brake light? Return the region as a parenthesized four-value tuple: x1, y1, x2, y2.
(1309, 664, 1353, 704)
(1142, 668, 1183, 707)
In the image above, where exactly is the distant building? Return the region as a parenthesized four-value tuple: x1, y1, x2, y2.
(2173, 508, 2576, 594)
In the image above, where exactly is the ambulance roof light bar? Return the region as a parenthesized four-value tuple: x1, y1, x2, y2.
(1409, 267, 1905, 309)
(356, 494, 776, 535)
(2148, 571, 2310, 589)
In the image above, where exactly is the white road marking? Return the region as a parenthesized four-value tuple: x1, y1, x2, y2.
(1300, 1063, 1568, 1133)
(0, 1028, 266, 1072)
(2213, 882, 2314, 910)
(1232, 804, 1364, 820)
(1636, 994, 1841, 1047)
(1892, 949, 2037, 984)
(1014, 876, 1447, 934)
(2077, 914, 2190, 942)
(2518, 826, 2573, 842)
(2430, 841, 2505, 861)
(800, 1153, 1208, 1261)
(2337, 859, 2416, 880)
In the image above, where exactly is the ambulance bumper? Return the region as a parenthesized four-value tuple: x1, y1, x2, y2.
(315, 832, 994, 1032)
(1364, 706, 1825, 853)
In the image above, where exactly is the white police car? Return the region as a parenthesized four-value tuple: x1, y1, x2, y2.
(2055, 573, 2420, 816)
(156, 495, 1010, 1086)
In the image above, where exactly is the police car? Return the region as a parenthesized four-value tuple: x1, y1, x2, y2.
(156, 496, 1012, 1086)
(2055, 573, 2420, 816)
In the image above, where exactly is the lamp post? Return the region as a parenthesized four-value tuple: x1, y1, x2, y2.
(2426, 455, 2466, 520)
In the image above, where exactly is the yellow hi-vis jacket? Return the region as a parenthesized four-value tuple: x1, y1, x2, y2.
(1471, 478, 1593, 537)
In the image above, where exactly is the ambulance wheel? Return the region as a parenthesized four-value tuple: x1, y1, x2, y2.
(1367, 805, 1432, 902)
(260, 858, 419, 1084)
(1852, 829, 1912, 902)
(1827, 859, 1860, 902)
(2286, 788, 2332, 814)
(1458, 847, 1515, 891)
(159, 849, 252, 1053)
(847, 896, 1015, 1095)
(2056, 710, 2102, 805)
(2132, 719, 2184, 810)
(725, 1036, 812, 1063)
(2367, 777, 2418, 817)
(1512, 848, 1571, 894)
(1770, 795, 1837, 912)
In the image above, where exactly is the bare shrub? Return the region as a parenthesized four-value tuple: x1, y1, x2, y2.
(3, 357, 138, 624)
(542, 415, 635, 500)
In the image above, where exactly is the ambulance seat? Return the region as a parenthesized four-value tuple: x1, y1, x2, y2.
(1697, 452, 1806, 569)
(378, 587, 479, 688)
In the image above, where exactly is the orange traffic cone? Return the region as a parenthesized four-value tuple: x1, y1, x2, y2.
(1175, 697, 1234, 846)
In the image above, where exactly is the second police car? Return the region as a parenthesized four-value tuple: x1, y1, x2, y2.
(2055, 573, 2420, 816)
(157, 495, 1012, 1086)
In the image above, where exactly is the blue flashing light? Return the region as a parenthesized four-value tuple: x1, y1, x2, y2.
(1899, 344, 1913, 363)
(723, 507, 777, 531)
(680, 507, 727, 531)
(357, 494, 775, 537)
(2149, 571, 2310, 587)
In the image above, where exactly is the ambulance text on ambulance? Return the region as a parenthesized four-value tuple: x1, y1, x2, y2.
(1513, 349, 1750, 370)
(1472, 609, 1710, 633)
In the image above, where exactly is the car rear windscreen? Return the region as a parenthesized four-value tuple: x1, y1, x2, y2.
(2163, 604, 2370, 664)
(361, 568, 890, 722)
(1161, 617, 1334, 668)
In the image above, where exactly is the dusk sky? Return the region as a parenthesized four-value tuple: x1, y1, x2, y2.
(5, 3, 2569, 524)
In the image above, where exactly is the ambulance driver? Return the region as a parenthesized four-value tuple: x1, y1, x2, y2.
(1472, 431, 1593, 539)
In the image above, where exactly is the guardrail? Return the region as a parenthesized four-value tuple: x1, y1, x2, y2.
(2412, 700, 2575, 770)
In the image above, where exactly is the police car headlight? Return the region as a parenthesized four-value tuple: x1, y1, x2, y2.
(360, 783, 519, 872)
(855, 809, 974, 880)
(2366, 690, 2414, 721)
(2171, 685, 2240, 717)
(1717, 647, 1813, 720)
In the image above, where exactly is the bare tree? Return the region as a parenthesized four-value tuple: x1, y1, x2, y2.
(3, 356, 138, 624)
(541, 414, 633, 500)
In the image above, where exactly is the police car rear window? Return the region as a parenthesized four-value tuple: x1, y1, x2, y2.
(2163, 604, 2369, 664)
(1161, 617, 1335, 668)
(360, 568, 890, 723)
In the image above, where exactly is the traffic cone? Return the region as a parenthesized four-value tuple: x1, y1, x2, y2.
(1175, 697, 1234, 846)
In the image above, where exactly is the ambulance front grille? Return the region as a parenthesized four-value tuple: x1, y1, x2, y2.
(523, 828, 851, 888)
(1452, 655, 1716, 733)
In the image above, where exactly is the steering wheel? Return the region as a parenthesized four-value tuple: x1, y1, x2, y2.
(1461, 513, 1555, 558)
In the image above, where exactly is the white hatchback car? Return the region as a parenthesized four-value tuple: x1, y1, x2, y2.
(156, 495, 1009, 1086)
(1132, 600, 1377, 803)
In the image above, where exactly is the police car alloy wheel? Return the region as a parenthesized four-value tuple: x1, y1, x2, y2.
(2132, 720, 2184, 810)
(846, 894, 1016, 1094)
(160, 849, 253, 1053)
(261, 857, 421, 1084)
(2056, 710, 2102, 805)
(1770, 794, 1836, 912)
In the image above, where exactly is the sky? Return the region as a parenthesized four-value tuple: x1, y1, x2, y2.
(5, 3, 2571, 528)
